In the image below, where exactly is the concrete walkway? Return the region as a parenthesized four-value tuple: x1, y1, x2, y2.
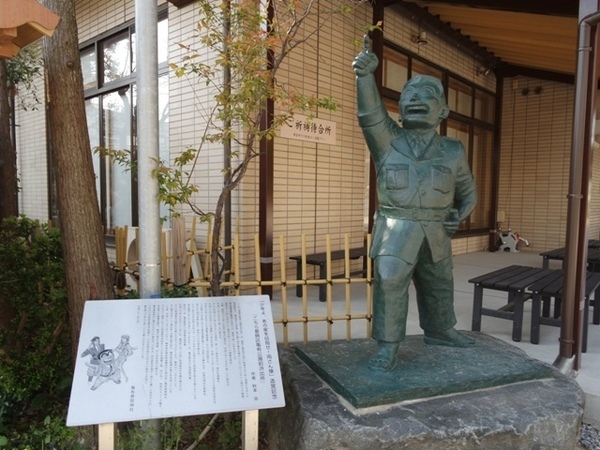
(270, 250, 600, 427)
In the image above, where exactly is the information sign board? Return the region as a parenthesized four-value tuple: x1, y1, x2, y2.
(67, 295, 284, 426)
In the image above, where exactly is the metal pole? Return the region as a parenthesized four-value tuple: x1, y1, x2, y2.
(554, 4, 600, 373)
(135, 0, 161, 446)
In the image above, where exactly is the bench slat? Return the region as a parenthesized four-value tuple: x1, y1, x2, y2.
(289, 247, 366, 265)
(467, 264, 523, 285)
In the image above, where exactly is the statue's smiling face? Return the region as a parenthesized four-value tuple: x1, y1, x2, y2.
(399, 76, 448, 130)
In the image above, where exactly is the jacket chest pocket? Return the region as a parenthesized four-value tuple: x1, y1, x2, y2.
(432, 165, 452, 194)
(384, 164, 409, 190)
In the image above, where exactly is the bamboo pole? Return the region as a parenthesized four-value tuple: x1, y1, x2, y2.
(254, 235, 262, 295)
(326, 236, 332, 341)
(161, 229, 168, 281)
(185, 233, 374, 341)
(366, 233, 372, 338)
(234, 233, 240, 296)
(279, 235, 289, 347)
(171, 217, 187, 286)
(344, 234, 351, 341)
(134, 227, 140, 292)
(185, 217, 197, 281)
(301, 235, 308, 345)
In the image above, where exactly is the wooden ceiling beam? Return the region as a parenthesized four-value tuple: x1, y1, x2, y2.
(402, 0, 577, 18)
(453, 25, 575, 43)
(469, 33, 577, 51)
(488, 55, 575, 73)
(445, 21, 575, 39)
(488, 60, 574, 75)
(484, 43, 574, 59)
(425, 6, 577, 30)
(497, 64, 575, 84)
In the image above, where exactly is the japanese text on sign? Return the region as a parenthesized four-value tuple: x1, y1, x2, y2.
(67, 296, 284, 426)
(279, 114, 337, 144)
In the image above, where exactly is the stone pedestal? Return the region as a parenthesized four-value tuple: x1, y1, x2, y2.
(266, 334, 583, 450)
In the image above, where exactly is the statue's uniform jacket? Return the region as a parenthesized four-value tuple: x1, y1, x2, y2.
(359, 103, 477, 264)
(358, 102, 477, 341)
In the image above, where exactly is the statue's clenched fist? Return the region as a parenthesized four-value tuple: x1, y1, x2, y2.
(352, 34, 379, 77)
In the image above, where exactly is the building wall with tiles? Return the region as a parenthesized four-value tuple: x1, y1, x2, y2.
(271, 1, 371, 280)
(15, 72, 48, 222)
(16, 1, 592, 285)
(497, 76, 600, 253)
(76, 0, 145, 40)
(166, 1, 261, 283)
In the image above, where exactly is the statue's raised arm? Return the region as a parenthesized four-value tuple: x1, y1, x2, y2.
(353, 34, 383, 114)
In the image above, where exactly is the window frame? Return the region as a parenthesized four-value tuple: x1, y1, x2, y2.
(76, 8, 169, 235)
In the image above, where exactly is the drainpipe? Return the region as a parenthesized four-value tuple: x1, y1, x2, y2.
(554, 4, 600, 374)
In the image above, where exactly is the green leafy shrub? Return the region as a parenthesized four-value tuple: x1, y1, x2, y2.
(0, 216, 75, 448)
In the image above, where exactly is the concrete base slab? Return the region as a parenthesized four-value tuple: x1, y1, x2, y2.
(293, 333, 554, 408)
(267, 334, 584, 450)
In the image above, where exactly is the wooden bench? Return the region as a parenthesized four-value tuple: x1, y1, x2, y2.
(540, 241, 600, 269)
(528, 271, 600, 352)
(469, 265, 556, 342)
(290, 247, 367, 302)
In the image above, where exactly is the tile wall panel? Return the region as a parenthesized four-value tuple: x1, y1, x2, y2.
(497, 77, 585, 253)
(16, 75, 48, 221)
(22, 0, 595, 287)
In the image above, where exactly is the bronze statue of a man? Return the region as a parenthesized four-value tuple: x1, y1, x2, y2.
(353, 35, 477, 371)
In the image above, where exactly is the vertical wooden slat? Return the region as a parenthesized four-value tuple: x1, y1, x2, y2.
(301, 235, 308, 345)
(185, 217, 197, 281)
(134, 227, 140, 292)
(254, 235, 262, 295)
(234, 233, 240, 296)
(204, 219, 213, 296)
(326, 236, 332, 341)
(115, 227, 126, 296)
(172, 217, 187, 285)
(160, 229, 167, 281)
(366, 234, 373, 338)
(344, 234, 351, 340)
(279, 235, 289, 347)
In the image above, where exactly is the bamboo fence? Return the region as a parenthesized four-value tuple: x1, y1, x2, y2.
(113, 222, 373, 346)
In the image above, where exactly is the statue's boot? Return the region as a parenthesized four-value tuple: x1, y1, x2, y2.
(368, 341, 400, 372)
(424, 327, 475, 347)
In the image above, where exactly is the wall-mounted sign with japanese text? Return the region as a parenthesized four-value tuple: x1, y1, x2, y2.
(279, 114, 337, 144)
(67, 295, 284, 426)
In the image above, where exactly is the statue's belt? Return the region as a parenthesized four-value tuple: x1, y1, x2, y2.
(379, 206, 448, 221)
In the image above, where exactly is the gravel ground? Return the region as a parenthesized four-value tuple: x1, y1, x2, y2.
(579, 423, 600, 450)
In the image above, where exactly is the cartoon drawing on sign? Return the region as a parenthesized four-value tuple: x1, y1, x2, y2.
(80, 335, 136, 390)
(115, 334, 137, 383)
(80, 336, 104, 382)
(88, 349, 121, 390)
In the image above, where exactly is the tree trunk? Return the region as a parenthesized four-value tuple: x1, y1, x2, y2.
(0, 60, 18, 219)
(41, 0, 114, 359)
